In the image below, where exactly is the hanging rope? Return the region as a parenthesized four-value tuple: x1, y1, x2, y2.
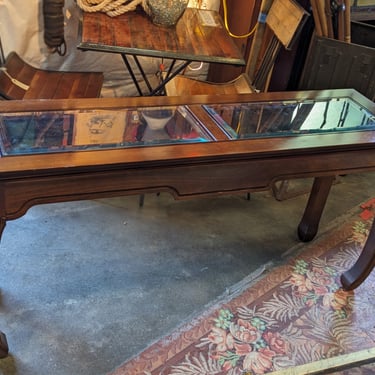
(76, 0, 145, 17)
(43, 0, 67, 55)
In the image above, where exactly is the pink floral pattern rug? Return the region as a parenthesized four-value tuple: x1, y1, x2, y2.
(109, 199, 375, 375)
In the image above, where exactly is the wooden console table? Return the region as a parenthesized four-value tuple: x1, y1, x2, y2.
(0, 89, 374, 357)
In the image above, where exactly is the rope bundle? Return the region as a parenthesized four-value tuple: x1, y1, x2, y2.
(76, 0, 146, 17)
(43, 0, 66, 55)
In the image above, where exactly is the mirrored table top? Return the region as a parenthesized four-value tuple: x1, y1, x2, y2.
(0, 90, 374, 157)
(203, 96, 375, 139)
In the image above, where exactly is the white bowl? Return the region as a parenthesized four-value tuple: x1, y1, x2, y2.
(142, 109, 174, 130)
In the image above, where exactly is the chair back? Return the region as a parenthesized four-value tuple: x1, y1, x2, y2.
(266, 0, 308, 50)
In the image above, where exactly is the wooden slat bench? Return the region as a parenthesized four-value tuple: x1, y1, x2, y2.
(0, 52, 103, 100)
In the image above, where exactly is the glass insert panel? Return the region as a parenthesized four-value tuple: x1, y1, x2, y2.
(0, 106, 212, 156)
(203, 97, 375, 139)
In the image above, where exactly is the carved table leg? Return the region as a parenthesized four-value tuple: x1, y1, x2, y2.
(0, 331, 8, 358)
(0, 217, 9, 358)
(298, 176, 335, 242)
(341, 217, 375, 290)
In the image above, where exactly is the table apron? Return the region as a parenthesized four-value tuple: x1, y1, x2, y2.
(1, 148, 375, 221)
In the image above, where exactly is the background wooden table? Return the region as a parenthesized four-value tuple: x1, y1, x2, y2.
(78, 8, 245, 95)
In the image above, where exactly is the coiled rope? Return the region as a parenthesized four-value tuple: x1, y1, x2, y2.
(76, 0, 146, 17)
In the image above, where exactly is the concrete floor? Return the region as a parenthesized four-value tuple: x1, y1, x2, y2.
(0, 173, 374, 375)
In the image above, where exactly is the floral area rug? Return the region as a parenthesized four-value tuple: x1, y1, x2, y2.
(109, 199, 375, 375)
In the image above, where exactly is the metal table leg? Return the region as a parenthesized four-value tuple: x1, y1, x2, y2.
(121, 53, 191, 96)
(149, 60, 190, 96)
(121, 54, 144, 96)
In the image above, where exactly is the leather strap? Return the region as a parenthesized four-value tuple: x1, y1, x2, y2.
(43, 0, 67, 56)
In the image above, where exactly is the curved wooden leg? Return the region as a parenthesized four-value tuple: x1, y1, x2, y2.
(341, 217, 375, 290)
(0, 217, 5, 240)
(298, 176, 335, 242)
(0, 331, 8, 358)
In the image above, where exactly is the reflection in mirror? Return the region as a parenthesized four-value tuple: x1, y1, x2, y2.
(204, 97, 375, 139)
(0, 106, 212, 156)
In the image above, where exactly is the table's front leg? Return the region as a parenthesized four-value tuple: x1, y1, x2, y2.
(298, 176, 375, 290)
(121, 54, 144, 96)
(341, 218, 375, 290)
(0, 217, 8, 358)
(298, 176, 335, 242)
(0, 331, 8, 358)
